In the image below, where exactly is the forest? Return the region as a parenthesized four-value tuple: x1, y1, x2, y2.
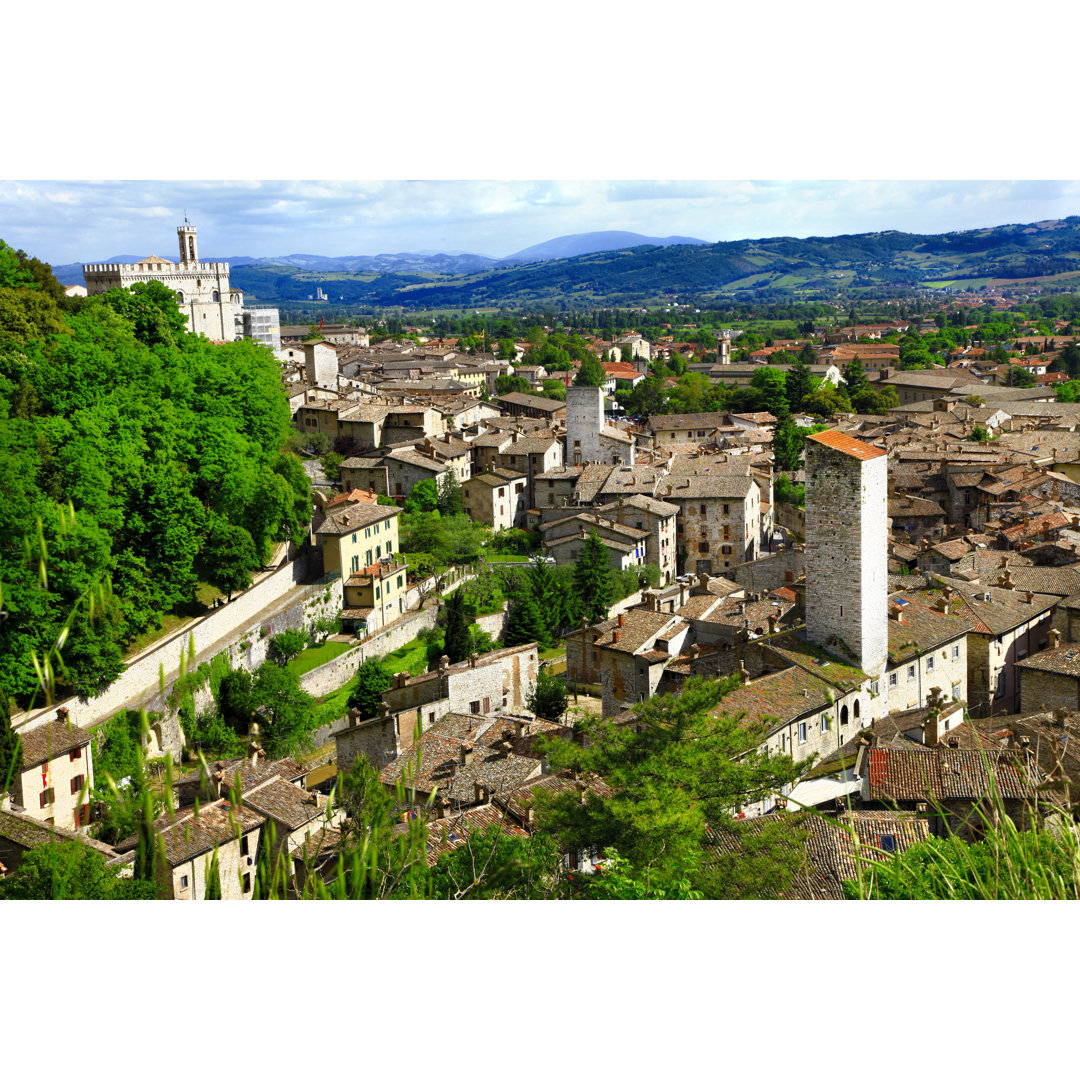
(0, 241, 311, 710)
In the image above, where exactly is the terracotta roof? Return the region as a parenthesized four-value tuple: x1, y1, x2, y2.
(152, 799, 264, 866)
(19, 719, 93, 769)
(315, 502, 401, 536)
(242, 775, 326, 831)
(864, 745, 1036, 802)
(806, 429, 888, 460)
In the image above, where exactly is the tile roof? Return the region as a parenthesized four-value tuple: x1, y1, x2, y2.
(711, 665, 835, 731)
(217, 756, 308, 793)
(315, 503, 401, 536)
(420, 805, 530, 866)
(658, 473, 756, 499)
(939, 579, 1058, 636)
(1016, 645, 1080, 677)
(152, 799, 264, 866)
(704, 810, 929, 899)
(569, 609, 686, 655)
(886, 590, 973, 663)
(242, 775, 326, 831)
(864, 746, 1036, 802)
(19, 718, 93, 769)
(806, 429, 888, 460)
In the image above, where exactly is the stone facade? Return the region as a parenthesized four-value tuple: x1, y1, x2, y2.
(660, 474, 761, 573)
(84, 223, 242, 342)
(885, 633, 968, 714)
(804, 431, 889, 691)
(566, 385, 635, 466)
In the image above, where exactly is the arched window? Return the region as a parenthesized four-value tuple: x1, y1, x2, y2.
(175, 291, 184, 303)
(853, 699, 860, 719)
(212, 290, 220, 302)
(197, 278, 202, 288)
(840, 704, 849, 725)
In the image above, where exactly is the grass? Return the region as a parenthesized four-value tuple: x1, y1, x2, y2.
(380, 636, 430, 676)
(483, 553, 533, 563)
(539, 645, 566, 662)
(310, 673, 359, 729)
(287, 640, 355, 676)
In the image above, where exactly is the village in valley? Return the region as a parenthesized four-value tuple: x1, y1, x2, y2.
(6, 216, 1080, 902)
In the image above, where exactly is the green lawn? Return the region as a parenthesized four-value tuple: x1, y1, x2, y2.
(483, 553, 532, 563)
(287, 640, 355, 676)
(311, 673, 359, 728)
(380, 636, 430, 676)
(539, 645, 566, 662)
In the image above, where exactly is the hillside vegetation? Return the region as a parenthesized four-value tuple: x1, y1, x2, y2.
(0, 241, 310, 708)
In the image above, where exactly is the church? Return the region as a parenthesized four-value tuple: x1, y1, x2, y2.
(83, 221, 244, 342)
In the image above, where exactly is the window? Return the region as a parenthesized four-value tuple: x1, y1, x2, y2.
(926, 655, 934, 671)
(721, 544, 732, 555)
(907, 665, 916, 681)
(180, 875, 189, 889)
(821, 715, 829, 733)
(470, 700, 481, 714)
(351, 555, 359, 573)
(70, 775, 84, 794)
(952, 644, 960, 659)
(351, 532, 357, 545)
(889, 672, 898, 687)
(39, 788, 54, 809)
(375, 586, 381, 599)
(723, 503, 730, 515)
(840, 704, 849, 726)
(854, 699, 861, 719)
(241, 836, 250, 857)
(839, 605, 844, 618)
(397, 575, 403, 588)
(242, 873, 252, 893)
(798, 722, 807, 744)
(699, 542, 709, 553)
(879, 834, 897, 854)
(69, 747, 82, 762)
(376, 545, 382, 558)
(870, 681, 878, 697)
(74, 804, 91, 828)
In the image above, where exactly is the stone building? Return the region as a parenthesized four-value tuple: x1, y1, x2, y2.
(565, 385, 635, 466)
(314, 502, 401, 578)
(12, 712, 94, 831)
(804, 430, 889, 702)
(658, 472, 761, 573)
(462, 468, 529, 531)
(1015, 629, 1080, 712)
(84, 221, 244, 342)
(594, 494, 679, 585)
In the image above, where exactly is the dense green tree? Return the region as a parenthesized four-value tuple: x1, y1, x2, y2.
(772, 415, 804, 472)
(267, 628, 306, 667)
(503, 591, 548, 648)
(750, 366, 789, 417)
(842, 357, 868, 395)
(574, 352, 607, 387)
(201, 519, 259, 600)
(250, 662, 316, 756)
(0, 840, 158, 899)
(0, 695, 22, 794)
(427, 824, 565, 899)
(850, 385, 899, 414)
(573, 530, 614, 625)
(535, 676, 807, 893)
(526, 668, 569, 723)
(403, 478, 439, 514)
(785, 349, 814, 412)
(217, 668, 255, 732)
(101, 280, 188, 346)
(442, 588, 470, 664)
(347, 657, 393, 719)
(437, 469, 464, 517)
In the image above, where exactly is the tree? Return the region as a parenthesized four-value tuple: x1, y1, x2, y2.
(1009, 366, 1037, 388)
(348, 657, 393, 719)
(321, 451, 344, 483)
(101, 280, 188, 346)
(842, 357, 868, 395)
(403, 478, 439, 513)
(217, 668, 254, 732)
(574, 352, 607, 387)
(785, 349, 814, 412)
(267, 628, 306, 667)
(534, 676, 807, 893)
(427, 824, 565, 899)
(573, 531, 614, 624)
(437, 469, 464, 517)
(0, 695, 22, 794)
(503, 591, 548, 648)
(250, 662, 316, 757)
(772, 414, 805, 472)
(0, 840, 157, 899)
(442, 588, 470, 664)
(527, 554, 570, 642)
(202, 519, 259, 601)
(526, 668, 569, 722)
(750, 366, 789, 417)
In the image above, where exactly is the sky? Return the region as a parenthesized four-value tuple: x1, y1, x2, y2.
(5, 179, 1080, 266)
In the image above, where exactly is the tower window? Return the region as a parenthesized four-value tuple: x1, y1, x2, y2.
(839, 605, 843, 617)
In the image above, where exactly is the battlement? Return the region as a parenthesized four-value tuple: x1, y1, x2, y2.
(83, 260, 231, 274)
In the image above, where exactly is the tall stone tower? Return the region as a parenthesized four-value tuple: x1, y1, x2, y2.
(566, 384, 604, 465)
(804, 430, 888, 683)
(178, 221, 199, 265)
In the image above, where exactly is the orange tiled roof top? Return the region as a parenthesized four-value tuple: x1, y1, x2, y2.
(807, 429, 887, 460)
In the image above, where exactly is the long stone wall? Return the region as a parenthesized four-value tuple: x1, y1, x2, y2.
(14, 555, 334, 734)
(727, 547, 805, 594)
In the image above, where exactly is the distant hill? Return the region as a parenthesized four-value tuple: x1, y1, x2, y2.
(500, 230, 708, 264)
(48, 216, 1080, 306)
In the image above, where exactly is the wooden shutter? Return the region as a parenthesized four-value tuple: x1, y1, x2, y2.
(483, 697, 490, 713)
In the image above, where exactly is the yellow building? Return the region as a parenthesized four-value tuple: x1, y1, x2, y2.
(315, 503, 402, 578)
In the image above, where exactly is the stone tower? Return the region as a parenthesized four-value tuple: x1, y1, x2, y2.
(566, 384, 604, 465)
(804, 430, 888, 683)
(178, 221, 198, 265)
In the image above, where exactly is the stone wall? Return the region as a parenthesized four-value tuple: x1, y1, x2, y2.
(727, 547, 805, 594)
(774, 500, 805, 538)
(14, 554, 326, 734)
(1019, 666, 1080, 714)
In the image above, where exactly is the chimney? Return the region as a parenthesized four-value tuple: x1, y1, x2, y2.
(688, 643, 700, 661)
(514, 719, 527, 738)
(920, 536, 931, 551)
(737, 660, 749, 684)
(1049, 628, 1062, 649)
(894, 609, 904, 624)
(439, 654, 450, 671)
(460, 744, 474, 766)
(1025, 591, 1034, 604)
(617, 612, 625, 628)
(767, 613, 778, 634)
(434, 796, 446, 820)
(473, 780, 488, 804)
(525, 806, 535, 826)
(56, 706, 70, 723)
(612, 629, 620, 644)
(468, 652, 479, 668)
(947, 736, 960, 748)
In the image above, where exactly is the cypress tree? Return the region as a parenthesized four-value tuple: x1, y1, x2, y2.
(504, 592, 548, 648)
(443, 588, 470, 664)
(573, 531, 614, 624)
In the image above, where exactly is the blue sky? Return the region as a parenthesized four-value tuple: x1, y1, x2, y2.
(3, 180, 1080, 266)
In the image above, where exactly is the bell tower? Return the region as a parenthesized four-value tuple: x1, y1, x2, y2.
(178, 219, 198, 266)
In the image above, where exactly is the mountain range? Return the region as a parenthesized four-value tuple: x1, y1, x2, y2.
(49, 219, 1080, 308)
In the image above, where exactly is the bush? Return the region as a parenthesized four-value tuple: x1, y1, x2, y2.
(268, 628, 306, 666)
